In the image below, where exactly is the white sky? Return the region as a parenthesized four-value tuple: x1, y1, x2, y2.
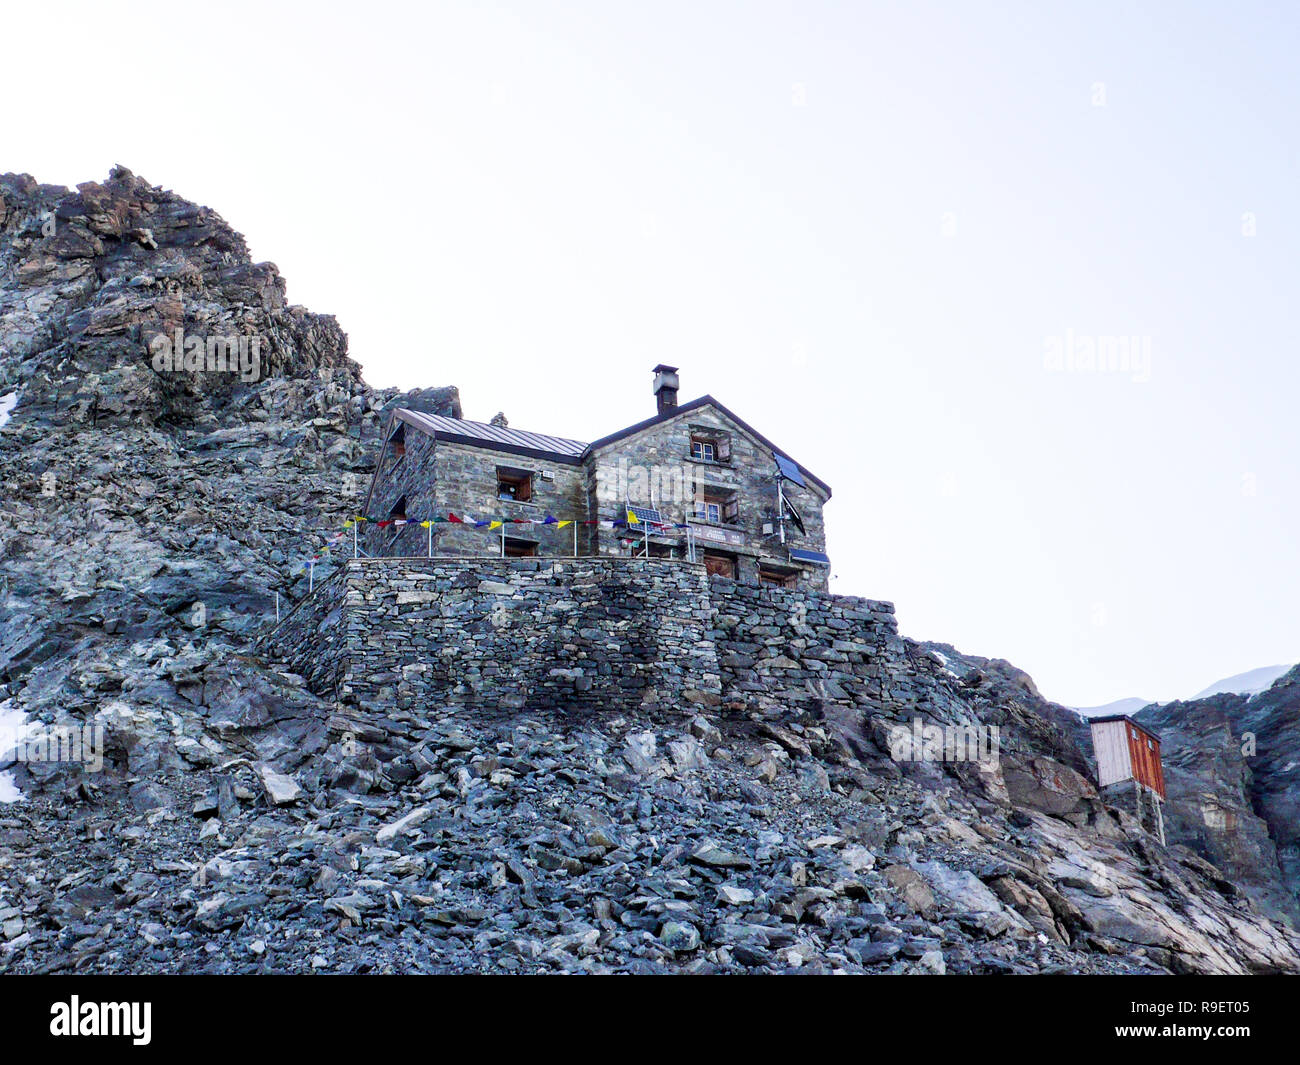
(5, 0, 1297, 706)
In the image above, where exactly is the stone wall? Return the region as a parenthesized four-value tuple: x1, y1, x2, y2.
(711, 579, 903, 719)
(430, 439, 589, 558)
(266, 564, 352, 699)
(262, 558, 900, 724)
(263, 558, 723, 716)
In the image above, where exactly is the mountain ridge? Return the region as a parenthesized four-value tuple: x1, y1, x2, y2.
(1071, 662, 1294, 720)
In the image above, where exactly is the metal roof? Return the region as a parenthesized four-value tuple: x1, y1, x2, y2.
(1088, 714, 1161, 741)
(395, 409, 587, 460)
(390, 395, 831, 498)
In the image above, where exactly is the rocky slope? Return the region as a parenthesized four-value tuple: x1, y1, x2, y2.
(1, 169, 1298, 974)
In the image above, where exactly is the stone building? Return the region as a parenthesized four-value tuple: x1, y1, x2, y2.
(360, 366, 832, 590)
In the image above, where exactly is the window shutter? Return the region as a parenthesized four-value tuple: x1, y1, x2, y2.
(724, 496, 739, 524)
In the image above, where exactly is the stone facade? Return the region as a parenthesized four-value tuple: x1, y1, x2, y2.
(362, 422, 440, 559)
(588, 404, 829, 588)
(433, 441, 590, 558)
(362, 432, 591, 560)
(262, 557, 900, 722)
(358, 372, 833, 591)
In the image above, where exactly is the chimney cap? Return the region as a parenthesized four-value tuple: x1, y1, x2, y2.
(652, 363, 679, 375)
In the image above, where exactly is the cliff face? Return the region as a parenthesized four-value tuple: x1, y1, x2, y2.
(1137, 668, 1300, 925)
(1, 170, 1297, 974)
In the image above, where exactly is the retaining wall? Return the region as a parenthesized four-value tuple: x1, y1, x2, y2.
(262, 557, 900, 720)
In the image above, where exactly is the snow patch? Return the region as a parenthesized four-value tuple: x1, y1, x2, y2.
(0, 391, 19, 429)
(1073, 697, 1153, 719)
(1193, 664, 1293, 700)
(0, 700, 30, 804)
(0, 772, 21, 804)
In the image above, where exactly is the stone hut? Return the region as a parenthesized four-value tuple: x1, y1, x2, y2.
(360, 366, 833, 590)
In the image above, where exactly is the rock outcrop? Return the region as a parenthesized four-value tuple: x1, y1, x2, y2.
(1137, 668, 1300, 925)
(1, 169, 1298, 974)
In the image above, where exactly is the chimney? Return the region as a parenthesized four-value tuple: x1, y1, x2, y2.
(652, 364, 680, 416)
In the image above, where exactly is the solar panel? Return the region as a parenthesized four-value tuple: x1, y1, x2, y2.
(775, 453, 806, 487)
(627, 505, 666, 526)
(789, 548, 830, 566)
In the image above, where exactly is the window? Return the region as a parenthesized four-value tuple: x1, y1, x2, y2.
(695, 486, 739, 525)
(688, 428, 730, 463)
(497, 467, 533, 503)
(388, 424, 406, 460)
(503, 537, 537, 557)
(759, 565, 798, 589)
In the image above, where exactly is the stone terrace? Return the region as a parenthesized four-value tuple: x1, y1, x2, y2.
(261, 557, 901, 721)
